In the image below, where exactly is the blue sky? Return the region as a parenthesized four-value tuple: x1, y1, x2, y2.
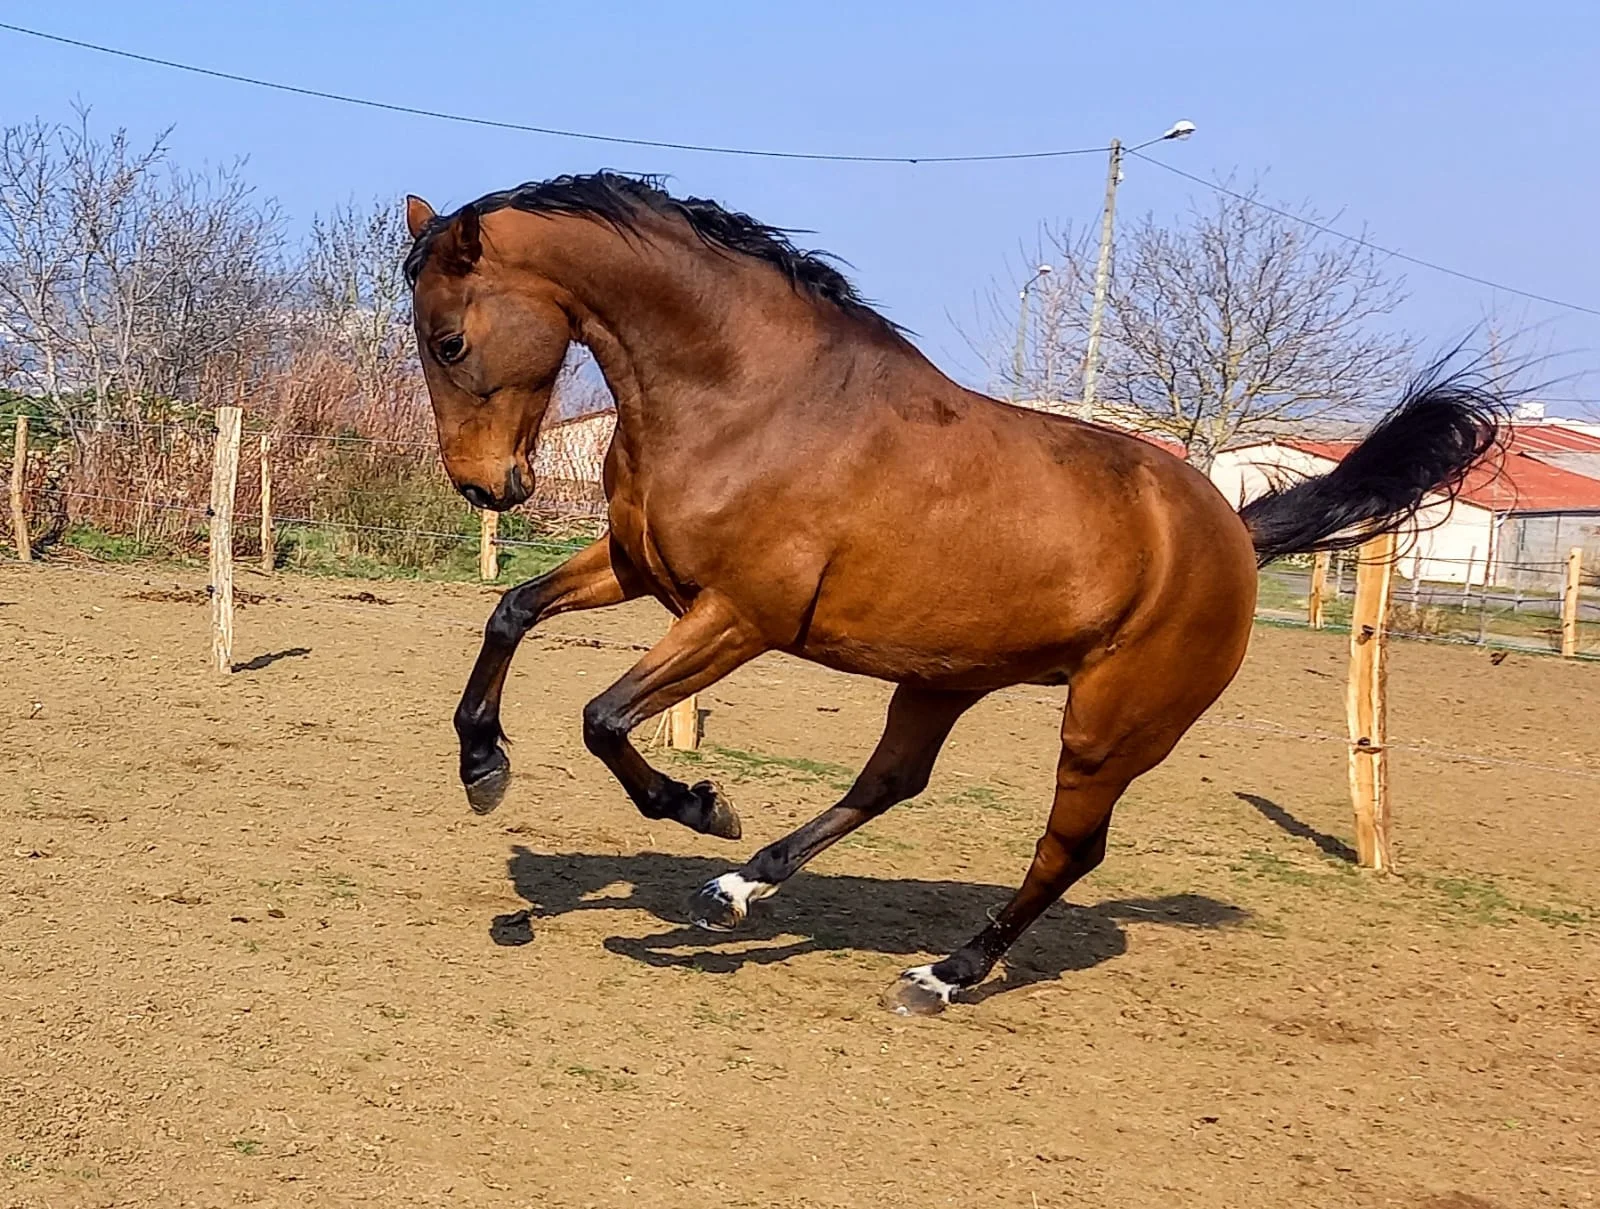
(4, 1, 1598, 410)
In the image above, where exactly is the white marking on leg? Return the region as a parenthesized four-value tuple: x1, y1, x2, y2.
(902, 964, 957, 1004)
(712, 871, 776, 915)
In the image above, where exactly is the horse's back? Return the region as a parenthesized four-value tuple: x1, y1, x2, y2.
(778, 393, 1258, 687)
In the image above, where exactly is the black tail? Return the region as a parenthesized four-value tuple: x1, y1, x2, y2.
(1239, 362, 1507, 565)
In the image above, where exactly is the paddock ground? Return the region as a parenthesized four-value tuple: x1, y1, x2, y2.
(2, 561, 1597, 1209)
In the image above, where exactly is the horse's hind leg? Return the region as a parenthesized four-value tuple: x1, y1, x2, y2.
(581, 592, 765, 839)
(455, 537, 642, 814)
(882, 650, 1225, 1016)
(689, 685, 984, 930)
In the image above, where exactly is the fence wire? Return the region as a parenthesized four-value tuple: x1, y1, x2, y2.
(4, 418, 1599, 658)
(1260, 552, 1600, 659)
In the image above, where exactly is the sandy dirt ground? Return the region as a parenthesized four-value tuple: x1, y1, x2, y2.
(2, 561, 1597, 1209)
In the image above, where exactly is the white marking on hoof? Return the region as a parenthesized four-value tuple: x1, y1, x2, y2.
(713, 872, 776, 913)
(902, 964, 957, 1005)
(691, 872, 777, 930)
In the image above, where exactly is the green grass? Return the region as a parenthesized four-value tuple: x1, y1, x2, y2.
(47, 502, 593, 586)
(1425, 873, 1595, 929)
(563, 1064, 637, 1092)
(664, 743, 856, 792)
(61, 523, 160, 562)
(1230, 848, 1358, 889)
(314, 873, 359, 904)
(267, 521, 589, 583)
(229, 1139, 262, 1157)
(936, 783, 1018, 813)
(1257, 564, 1598, 654)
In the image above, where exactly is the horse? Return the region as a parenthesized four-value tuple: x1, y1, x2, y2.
(402, 173, 1501, 1016)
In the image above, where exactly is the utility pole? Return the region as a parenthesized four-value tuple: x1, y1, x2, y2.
(1012, 287, 1030, 402)
(1080, 138, 1123, 417)
(1079, 120, 1194, 418)
(1012, 264, 1052, 404)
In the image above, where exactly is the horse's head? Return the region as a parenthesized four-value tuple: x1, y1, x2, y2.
(404, 196, 572, 510)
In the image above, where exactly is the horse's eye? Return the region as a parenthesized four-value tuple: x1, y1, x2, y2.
(435, 334, 466, 364)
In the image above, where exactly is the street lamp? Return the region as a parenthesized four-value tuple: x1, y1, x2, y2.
(1080, 120, 1196, 416)
(1012, 263, 1052, 403)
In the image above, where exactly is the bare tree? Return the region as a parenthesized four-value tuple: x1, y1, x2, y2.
(989, 183, 1414, 469)
(0, 118, 77, 412)
(0, 110, 288, 436)
(304, 198, 414, 403)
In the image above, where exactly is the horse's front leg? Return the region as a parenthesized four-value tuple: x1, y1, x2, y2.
(581, 592, 765, 839)
(455, 537, 641, 814)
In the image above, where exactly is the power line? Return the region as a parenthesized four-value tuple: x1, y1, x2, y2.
(0, 21, 1113, 165)
(7, 22, 1595, 319)
(1128, 148, 1600, 320)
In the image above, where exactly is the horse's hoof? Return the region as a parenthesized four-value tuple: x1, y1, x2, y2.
(690, 780, 742, 841)
(881, 966, 958, 1017)
(464, 755, 512, 816)
(688, 876, 745, 932)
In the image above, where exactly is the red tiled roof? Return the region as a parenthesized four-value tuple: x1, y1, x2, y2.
(1267, 427, 1600, 513)
(1277, 439, 1359, 462)
(1508, 425, 1600, 454)
(1457, 451, 1600, 512)
(1128, 431, 1188, 459)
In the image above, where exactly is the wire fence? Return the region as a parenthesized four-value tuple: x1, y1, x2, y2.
(0, 413, 609, 579)
(5, 550, 1598, 793)
(4, 416, 1600, 660)
(1260, 551, 1600, 658)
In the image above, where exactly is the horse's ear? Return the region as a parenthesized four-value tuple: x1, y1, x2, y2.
(430, 205, 482, 275)
(405, 195, 436, 239)
(454, 205, 482, 264)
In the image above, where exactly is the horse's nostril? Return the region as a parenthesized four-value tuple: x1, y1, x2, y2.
(505, 465, 532, 505)
(459, 483, 495, 510)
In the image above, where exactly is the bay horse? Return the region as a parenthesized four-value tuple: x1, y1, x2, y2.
(403, 173, 1500, 1015)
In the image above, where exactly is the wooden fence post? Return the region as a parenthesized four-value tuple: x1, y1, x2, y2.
(1561, 546, 1583, 658)
(666, 695, 702, 751)
(479, 509, 499, 581)
(1308, 550, 1329, 629)
(209, 406, 243, 674)
(258, 433, 275, 573)
(1347, 531, 1396, 871)
(9, 415, 30, 562)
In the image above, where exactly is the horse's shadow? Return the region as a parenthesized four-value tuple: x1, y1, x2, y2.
(496, 846, 1247, 1002)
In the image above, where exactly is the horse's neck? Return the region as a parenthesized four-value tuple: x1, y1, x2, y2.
(542, 222, 945, 469)
(565, 240, 817, 441)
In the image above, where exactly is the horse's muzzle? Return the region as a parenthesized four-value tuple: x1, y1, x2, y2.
(456, 465, 532, 511)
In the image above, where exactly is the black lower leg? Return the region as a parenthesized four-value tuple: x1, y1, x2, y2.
(453, 540, 634, 814)
(454, 586, 540, 810)
(578, 600, 759, 840)
(581, 701, 742, 838)
(933, 818, 1111, 989)
(749, 686, 983, 883)
(689, 687, 985, 929)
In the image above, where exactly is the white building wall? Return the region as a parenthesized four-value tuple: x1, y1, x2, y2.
(1395, 496, 1496, 585)
(1208, 445, 1338, 510)
(534, 411, 614, 484)
(1209, 442, 1497, 585)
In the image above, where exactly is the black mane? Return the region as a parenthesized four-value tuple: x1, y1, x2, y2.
(404, 172, 903, 335)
